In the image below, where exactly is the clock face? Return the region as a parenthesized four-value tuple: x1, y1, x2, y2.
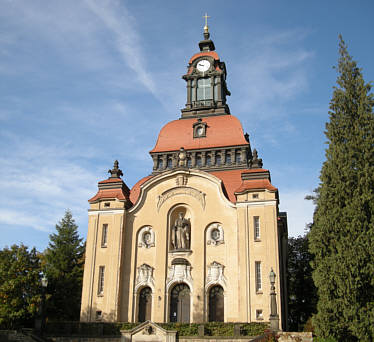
(196, 59, 210, 72)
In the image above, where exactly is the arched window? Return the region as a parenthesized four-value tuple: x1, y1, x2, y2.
(138, 287, 152, 322)
(235, 151, 241, 164)
(216, 155, 221, 166)
(158, 158, 163, 169)
(167, 158, 172, 169)
(209, 285, 224, 322)
(196, 155, 202, 167)
(170, 283, 190, 323)
(225, 153, 231, 165)
(206, 154, 211, 166)
(187, 158, 192, 168)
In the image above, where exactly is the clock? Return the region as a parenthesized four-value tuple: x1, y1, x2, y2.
(196, 59, 210, 72)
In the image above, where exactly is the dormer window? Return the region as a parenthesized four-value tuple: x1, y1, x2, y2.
(193, 118, 208, 138)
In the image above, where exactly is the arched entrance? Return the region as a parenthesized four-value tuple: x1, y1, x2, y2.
(138, 287, 152, 322)
(170, 283, 190, 322)
(209, 285, 224, 322)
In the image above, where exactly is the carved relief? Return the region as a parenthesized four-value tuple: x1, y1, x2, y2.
(157, 187, 205, 211)
(166, 264, 193, 289)
(135, 264, 155, 290)
(206, 261, 226, 289)
(138, 226, 155, 248)
(206, 223, 224, 246)
(176, 174, 188, 186)
(143, 326, 155, 335)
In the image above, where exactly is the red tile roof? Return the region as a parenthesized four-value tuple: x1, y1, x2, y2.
(129, 175, 153, 204)
(88, 188, 128, 203)
(150, 115, 248, 153)
(211, 169, 277, 202)
(188, 51, 220, 64)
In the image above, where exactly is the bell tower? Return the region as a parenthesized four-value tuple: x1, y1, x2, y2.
(181, 19, 230, 118)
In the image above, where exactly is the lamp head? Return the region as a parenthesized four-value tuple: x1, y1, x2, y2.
(269, 268, 276, 283)
(41, 274, 48, 288)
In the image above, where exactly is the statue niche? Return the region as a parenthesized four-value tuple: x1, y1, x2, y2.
(171, 212, 191, 250)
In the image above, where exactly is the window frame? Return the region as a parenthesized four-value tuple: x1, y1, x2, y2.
(98, 266, 105, 296)
(254, 216, 260, 241)
(255, 261, 262, 293)
(101, 224, 108, 247)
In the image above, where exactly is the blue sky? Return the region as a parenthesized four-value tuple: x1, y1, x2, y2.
(1, 0, 373, 251)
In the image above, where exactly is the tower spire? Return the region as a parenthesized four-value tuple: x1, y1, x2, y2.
(203, 13, 210, 40)
(199, 13, 215, 52)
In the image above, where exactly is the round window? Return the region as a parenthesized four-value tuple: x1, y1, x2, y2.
(196, 126, 204, 136)
(211, 228, 220, 241)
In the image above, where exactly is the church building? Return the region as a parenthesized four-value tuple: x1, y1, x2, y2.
(80, 23, 288, 330)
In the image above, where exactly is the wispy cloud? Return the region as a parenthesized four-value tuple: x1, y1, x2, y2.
(84, 0, 157, 97)
(232, 29, 314, 121)
(0, 135, 98, 232)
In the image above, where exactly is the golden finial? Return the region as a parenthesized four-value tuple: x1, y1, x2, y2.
(203, 13, 210, 33)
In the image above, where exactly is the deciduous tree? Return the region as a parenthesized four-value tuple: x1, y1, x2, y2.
(0, 244, 41, 328)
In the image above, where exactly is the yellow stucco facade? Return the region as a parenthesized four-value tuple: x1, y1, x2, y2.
(80, 28, 288, 330)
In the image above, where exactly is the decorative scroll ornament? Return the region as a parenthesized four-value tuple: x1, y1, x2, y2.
(206, 223, 224, 246)
(143, 326, 155, 335)
(135, 264, 155, 290)
(157, 187, 205, 211)
(176, 174, 188, 186)
(166, 264, 193, 289)
(137, 226, 155, 248)
(206, 261, 226, 290)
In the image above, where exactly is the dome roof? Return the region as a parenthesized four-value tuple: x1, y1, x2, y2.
(150, 114, 248, 153)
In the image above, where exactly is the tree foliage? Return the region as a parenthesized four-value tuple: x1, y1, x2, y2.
(309, 36, 374, 341)
(0, 244, 41, 329)
(44, 210, 84, 321)
(287, 233, 317, 331)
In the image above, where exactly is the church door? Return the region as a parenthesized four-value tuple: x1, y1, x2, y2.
(209, 285, 224, 322)
(138, 287, 152, 322)
(170, 283, 190, 323)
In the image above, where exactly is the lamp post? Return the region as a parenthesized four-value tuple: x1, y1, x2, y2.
(40, 274, 48, 335)
(35, 274, 48, 335)
(269, 268, 279, 331)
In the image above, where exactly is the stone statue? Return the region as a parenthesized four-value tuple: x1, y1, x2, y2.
(171, 212, 191, 250)
(178, 147, 187, 167)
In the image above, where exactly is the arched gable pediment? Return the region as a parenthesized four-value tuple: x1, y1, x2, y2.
(128, 169, 235, 214)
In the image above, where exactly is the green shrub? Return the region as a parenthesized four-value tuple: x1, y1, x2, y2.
(204, 322, 235, 336)
(240, 322, 269, 336)
(314, 337, 338, 342)
(120, 322, 139, 331)
(158, 323, 199, 336)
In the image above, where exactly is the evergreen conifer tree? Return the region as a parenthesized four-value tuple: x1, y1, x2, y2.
(44, 210, 84, 321)
(309, 36, 374, 341)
